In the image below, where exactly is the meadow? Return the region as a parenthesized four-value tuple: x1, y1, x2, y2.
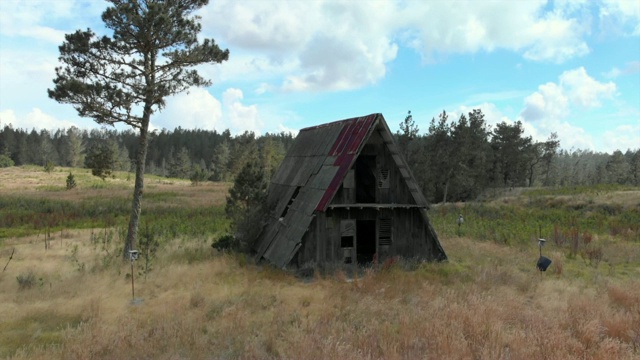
(0, 166, 639, 359)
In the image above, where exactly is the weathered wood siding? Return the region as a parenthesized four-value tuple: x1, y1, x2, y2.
(295, 207, 439, 267)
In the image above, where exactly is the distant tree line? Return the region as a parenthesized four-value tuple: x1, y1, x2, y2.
(0, 123, 294, 184)
(1, 110, 638, 204)
(397, 110, 640, 203)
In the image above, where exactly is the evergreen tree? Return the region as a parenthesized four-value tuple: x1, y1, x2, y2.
(167, 146, 192, 178)
(424, 110, 455, 203)
(85, 139, 119, 180)
(66, 172, 77, 190)
(48, 0, 229, 257)
(628, 150, 640, 186)
(449, 109, 492, 200)
(0, 124, 17, 163)
(225, 159, 268, 249)
(540, 133, 560, 186)
(40, 130, 60, 166)
(65, 127, 86, 167)
(260, 135, 286, 181)
(606, 150, 630, 185)
(24, 130, 42, 165)
(210, 138, 231, 181)
(490, 121, 533, 187)
(190, 164, 209, 185)
(228, 131, 257, 178)
(397, 110, 419, 161)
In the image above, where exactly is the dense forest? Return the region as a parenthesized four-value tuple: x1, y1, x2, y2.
(1, 109, 638, 204)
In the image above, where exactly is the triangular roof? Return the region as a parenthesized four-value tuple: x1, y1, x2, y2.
(254, 113, 434, 268)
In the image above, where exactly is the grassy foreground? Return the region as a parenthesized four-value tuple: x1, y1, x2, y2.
(0, 166, 639, 359)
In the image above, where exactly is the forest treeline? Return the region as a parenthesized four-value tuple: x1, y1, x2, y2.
(1, 109, 638, 204)
(0, 124, 294, 184)
(398, 110, 639, 203)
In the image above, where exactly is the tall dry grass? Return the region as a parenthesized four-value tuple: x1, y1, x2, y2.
(2, 167, 639, 359)
(2, 232, 639, 359)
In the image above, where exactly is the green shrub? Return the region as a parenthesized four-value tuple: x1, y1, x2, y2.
(44, 160, 55, 173)
(212, 234, 239, 252)
(190, 165, 209, 186)
(0, 154, 14, 168)
(66, 172, 77, 190)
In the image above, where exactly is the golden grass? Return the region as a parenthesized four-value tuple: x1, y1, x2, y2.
(1, 229, 639, 359)
(0, 166, 229, 208)
(1, 167, 639, 359)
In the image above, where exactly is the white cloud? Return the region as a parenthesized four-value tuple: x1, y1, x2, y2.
(397, 1, 590, 63)
(200, 0, 601, 93)
(559, 67, 616, 107)
(603, 61, 640, 79)
(0, 108, 77, 130)
(149, 88, 271, 135)
(602, 124, 640, 152)
(519, 67, 620, 150)
(222, 88, 262, 134)
(0, 0, 104, 43)
(202, 1, 398, 91)
(521, 14, 590, 62)
(603, 67, 622, 79)
(600, 0, 640, 36)
(522, 82, 570, 122)
(450, 102, 513, 129)
(543, 120, 595, 150)
(283, 34, 397, 92)
(521, 67, 615, 123)
(276, 124, 298, 137)
(154, 88, 223, 131)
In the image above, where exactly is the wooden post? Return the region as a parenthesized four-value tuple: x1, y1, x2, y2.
(130, 257, 135, 300)
(3, 248, 15, 272)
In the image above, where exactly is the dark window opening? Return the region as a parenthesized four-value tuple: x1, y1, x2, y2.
(355, 155, 376, 203)
(356, 220, 376, 265)
(341, 236, 353, 248)
(341, 236, 353, 264)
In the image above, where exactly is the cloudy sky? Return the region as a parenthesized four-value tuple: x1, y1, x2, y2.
(0, 0, 638, 153)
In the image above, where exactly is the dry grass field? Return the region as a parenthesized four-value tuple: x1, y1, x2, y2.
(1, 166, 639, 359)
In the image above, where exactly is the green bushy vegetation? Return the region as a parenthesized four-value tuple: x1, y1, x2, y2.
(430, 197, 639, 244)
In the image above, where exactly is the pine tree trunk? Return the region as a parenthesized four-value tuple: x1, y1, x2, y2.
(124, 118, 149, 259)
(442, 168, 453, 204)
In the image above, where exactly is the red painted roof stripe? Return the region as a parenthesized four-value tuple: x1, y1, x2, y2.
(315, 114, 377, 211)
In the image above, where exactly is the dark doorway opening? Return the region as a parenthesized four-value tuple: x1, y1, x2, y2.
(356, 220, 376, 264)
(355, 155, 376, 203)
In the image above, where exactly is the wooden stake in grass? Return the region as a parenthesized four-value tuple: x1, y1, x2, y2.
(457, 214, 464, 236)
(2, 248, 15, 272)
(129, 250, 140, 301)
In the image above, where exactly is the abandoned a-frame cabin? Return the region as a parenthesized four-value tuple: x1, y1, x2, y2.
(254, 113, 446, 269)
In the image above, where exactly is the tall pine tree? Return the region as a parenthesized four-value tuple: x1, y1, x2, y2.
(48, 0, 229, 257)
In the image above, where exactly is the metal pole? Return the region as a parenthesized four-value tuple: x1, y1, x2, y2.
(130, 258, 135, 300)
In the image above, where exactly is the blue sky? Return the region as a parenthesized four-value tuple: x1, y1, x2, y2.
(0, 0, 638, 153)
